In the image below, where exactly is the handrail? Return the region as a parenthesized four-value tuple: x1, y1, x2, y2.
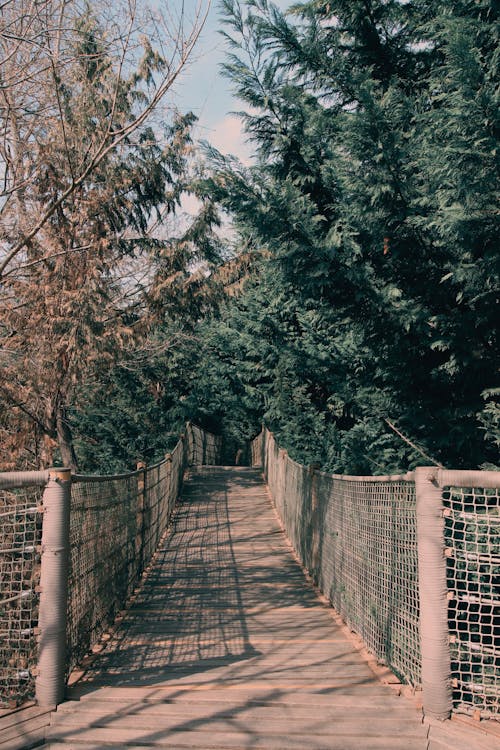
(0, 470, 50, 489)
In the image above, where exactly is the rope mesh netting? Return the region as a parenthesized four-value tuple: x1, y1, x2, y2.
(443, 485, 499, 718)
(251, 430, 264, 468)
(0, 487, 42, 707)
(67, 472, 141, 675)
(262, 430, 420, 686)
(2, 422, 498, 719)
(257, 429, 500, 718)
(141, 452, 178, 569)
(66, 423, 215, 677)
(0, 423, 220, 706)
(186, 422, 222, 465)
(316, 472, 420, 686)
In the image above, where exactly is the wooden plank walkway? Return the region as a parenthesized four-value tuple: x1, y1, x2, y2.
(38, 467, 492, 749)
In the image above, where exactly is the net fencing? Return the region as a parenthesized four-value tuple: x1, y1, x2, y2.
(185, 422, 222, 466)
(442, 482, 499, 718)
(260, 430, 420, 686)
(250, 429, 264, 468)
(0, 422, 220, 707)
(316, 471, 420, 687)
(67, 423, 217, 679)
(67, 472, 140, 675)
(254, 428, 499, 719)
(0, 486, 43, 707)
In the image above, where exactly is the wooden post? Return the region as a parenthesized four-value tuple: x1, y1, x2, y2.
(36, 468, 71, 707)
(136, 462, 146, 571)
(415, 467, 452, 720)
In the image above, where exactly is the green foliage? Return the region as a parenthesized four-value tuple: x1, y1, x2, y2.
(18, 0, 497, 475)
(190, 0, 499, 472)
(72, 336, 198, 472)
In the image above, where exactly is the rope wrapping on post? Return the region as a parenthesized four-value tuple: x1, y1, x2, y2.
(36, 469, 71, 707)
(415, 467, 453, 720)
(0, 471, 50, 490)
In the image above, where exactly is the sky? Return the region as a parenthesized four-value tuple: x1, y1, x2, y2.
(168, 0, 292, 166)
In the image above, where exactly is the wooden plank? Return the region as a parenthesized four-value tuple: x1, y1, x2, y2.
(426, 718, 500, 750)
(0, 705, 52, 750)
(55, 699, 420, 720)
(0, 704, 35, 720)
(50, 713, 429, 738)
(0, 705, 52, 732)
(68, 684, 402, 703)
(78, 659, 373, 674)
(45, 742, 426, 750)
(0, 730, 46, 750)
(0, 712, 50, 745)
(45, 726, 429, 749)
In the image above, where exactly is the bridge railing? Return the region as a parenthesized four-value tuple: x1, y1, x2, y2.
(0, 479, 45, 708)
(252, 427, 499, 722)
(0, 422, 221, 709)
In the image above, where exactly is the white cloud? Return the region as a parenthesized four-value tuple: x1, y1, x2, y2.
(208, 114, 254, 165)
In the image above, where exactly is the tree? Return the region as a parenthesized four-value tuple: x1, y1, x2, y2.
(0, 0, 208, 469)
(196, 0, 499, 471)
(0, 0, 208, 277)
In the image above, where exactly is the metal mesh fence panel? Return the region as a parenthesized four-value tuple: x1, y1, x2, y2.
(315, 472, 420, 686)
(257, 429, 420, 687)
(66, 473, 140, 674)
(443, 484, 499, 719)
(0, 487, 42, 707)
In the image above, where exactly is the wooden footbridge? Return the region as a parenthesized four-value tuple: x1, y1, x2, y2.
(1, 427, 498, 749)
(46, 467, 429, 749)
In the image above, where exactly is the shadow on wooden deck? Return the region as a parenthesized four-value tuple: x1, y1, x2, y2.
(3, 468, 497, 749)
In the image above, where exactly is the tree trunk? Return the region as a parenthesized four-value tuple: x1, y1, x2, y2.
(56, 406, 79, 472)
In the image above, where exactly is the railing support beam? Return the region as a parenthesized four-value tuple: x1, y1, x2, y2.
(415, 467, 452, 720)
(36, 468, 71, 707)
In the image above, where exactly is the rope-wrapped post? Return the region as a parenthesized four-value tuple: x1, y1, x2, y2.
(36, 468, 71, 706)
(164, 452, 173, 514)
(309, 464, 321, 584)
(135, 462, 146, 571)
(415, 467, 452, 720)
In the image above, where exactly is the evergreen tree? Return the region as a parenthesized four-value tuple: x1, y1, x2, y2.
(196, 0, 499, 471)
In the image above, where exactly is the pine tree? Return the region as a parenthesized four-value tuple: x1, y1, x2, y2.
(197, 0, 499, 471)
